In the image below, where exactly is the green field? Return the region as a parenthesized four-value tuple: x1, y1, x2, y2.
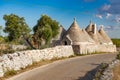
(112, 39, 120, 47)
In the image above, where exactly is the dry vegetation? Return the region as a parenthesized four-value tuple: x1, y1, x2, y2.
(113, 64, 120, 80)
(0, 56, 73, 80)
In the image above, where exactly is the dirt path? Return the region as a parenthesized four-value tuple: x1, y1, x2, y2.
(7, 53, 116, 80)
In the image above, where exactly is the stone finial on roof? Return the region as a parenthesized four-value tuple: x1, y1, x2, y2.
(73, 17, 77, 24)
(90, 20, 92, 24)
(99, 25, 113, 44)
(100, 25, 103, 29)
(89, 20, 93, 26)
(74, 17, 76, 21)
(93, 23, 97, 35)
(85, 21, 94, 33)
(99, 25, 104, 32)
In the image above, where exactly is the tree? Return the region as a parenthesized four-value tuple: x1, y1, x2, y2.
(0, 26, 4, 43)
(3, 14, 31, 43)
(33, 15, 59, 47)
(0, 26, 2, 36)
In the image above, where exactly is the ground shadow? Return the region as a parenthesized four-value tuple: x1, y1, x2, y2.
(76, 63, 100, 80)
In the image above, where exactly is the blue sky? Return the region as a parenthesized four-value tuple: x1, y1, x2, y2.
(0, 0, 120, 38)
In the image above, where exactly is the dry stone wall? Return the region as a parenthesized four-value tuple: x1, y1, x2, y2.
(73, 44, 116, 54)
(0, 44, 116, 77)
(100, 60, 120, 80)
(94, 59, 120, 80)
(0, 46, 74, 77)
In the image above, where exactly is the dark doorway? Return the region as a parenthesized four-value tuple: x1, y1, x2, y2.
(64, 41, 67, 45)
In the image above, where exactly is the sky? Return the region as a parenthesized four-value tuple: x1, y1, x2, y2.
(0, 0, 120, 38)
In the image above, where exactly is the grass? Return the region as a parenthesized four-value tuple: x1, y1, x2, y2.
(4, 69, 17, 78)
(94, 63, 109, 80)
(112, 38, 120, 47)
(75, 51, 105, 56)
(94, 52, 120, 80)
(116, 52, 120, 60)
(113, 64, 120, 80)
(0, 49, 15, 56)
(1, 56, 74, 80)
(112, 51, 120, 80)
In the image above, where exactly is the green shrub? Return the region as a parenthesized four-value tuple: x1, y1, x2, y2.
(0, 36, 5, 43)
(68, 55, 76, 58)
(116, 52, 120, 60)
(94, 63, 108, 80)
(40, 44, 50, 49)
(4, 69, 17, 77)
(0, 49, 15, 56)
(99, 63, 108, 69)
(112, 39, 120, 47)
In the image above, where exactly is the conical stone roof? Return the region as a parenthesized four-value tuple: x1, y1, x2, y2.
(85, 21, 93, 34)
(85, 23, 106, 44)
(99, 26, 113, 44)
(57, 25, 66, 40)
(63, 18, 94, 45)
(82, 29, 95, 43)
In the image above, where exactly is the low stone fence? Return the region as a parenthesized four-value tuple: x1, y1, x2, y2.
(0, 44, 8, 50)
(0, 46, 74, 77)
(9, 45, 28, 50)
(93, 59, 120, 80)
(0, 44, 28, 50)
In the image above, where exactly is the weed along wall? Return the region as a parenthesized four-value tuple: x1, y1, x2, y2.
(0, 46, 74, 77)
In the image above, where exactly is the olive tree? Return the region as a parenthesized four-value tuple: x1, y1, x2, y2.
(33, 15, 59, 48)
(3, 14, 31, 43)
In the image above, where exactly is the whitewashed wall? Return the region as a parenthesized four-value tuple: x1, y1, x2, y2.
(0, 46, 74, 77)
(73, 44, 116, 54)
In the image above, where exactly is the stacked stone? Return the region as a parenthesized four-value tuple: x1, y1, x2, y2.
(96, 60, 120, 80)
(0, 46, 74, 77)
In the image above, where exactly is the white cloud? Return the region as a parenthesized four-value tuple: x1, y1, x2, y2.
(115, 16, 120, 23)
(99, 0, 120, 14)
(106, 13, 112, 19)
(102, 4, 111, 11)
(95, 14, 103, 19)
(105, 26, 113, 30)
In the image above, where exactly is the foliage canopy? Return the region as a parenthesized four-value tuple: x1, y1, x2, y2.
(33, 15, 59, 46)
(3, 14, 31, 43)
(112, 38, 120, 47)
